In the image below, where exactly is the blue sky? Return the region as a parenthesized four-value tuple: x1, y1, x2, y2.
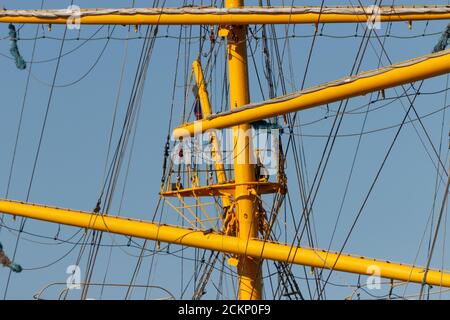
(0, 0, 450, 300)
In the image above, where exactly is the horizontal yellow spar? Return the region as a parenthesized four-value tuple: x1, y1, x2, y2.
(0, 198, 449, 287)
(1, 6, 450, 25)
(173, 49, 450, 138)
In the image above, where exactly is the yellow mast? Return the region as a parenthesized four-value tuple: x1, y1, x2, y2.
(1, 198, 450, 288)
(225, 0, 261, 300)
(174, 49, 450, 137)
(1, 3, 450, 300)
(192, 60, 229, 205)
(2, 6, 450, 25)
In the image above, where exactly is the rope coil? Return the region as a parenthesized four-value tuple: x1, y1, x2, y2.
(433, 22, 450, 52)
(0, 242, 22, 273)
(8, 24, 26, 70)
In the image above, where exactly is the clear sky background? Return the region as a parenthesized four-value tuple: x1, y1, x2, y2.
(0, 0, 450, 300)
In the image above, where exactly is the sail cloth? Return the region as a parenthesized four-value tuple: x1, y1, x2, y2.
(0, 242, 22, 273)
(1, 6, 450, 18)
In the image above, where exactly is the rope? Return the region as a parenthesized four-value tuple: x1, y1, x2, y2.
(8, 24, 26, 70)
(0, 242, 22, 273)
(3, 5, 70, 299)
(419, 142, 450, 299)
(433, 23, 450, 53)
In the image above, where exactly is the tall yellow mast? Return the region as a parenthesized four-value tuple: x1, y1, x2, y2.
(225, 0, 261, 300)
(2, 3, 450, 300)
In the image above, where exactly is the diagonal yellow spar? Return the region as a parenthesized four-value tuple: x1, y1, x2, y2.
(173, 49, 450, 138)
(1, 6, 450, 25)
(0, 198, 449, 288)
(192, 59, 231, 208)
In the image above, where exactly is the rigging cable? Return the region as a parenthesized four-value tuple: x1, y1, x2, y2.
(123, 0, 168, 299)
(317, 80, 426, 298)
(424, 15, 450, 299)
(99, 14, 133, 299)
(315, 15, 394, 299)
(280, 6, 379, 300)
(2, 0, 44, 232)
(0, 26, 105, 64)
(418, 142, 450, 299)
(91, 21, 160, 300)
(3, 0, 71, 299)
(249, 2, 305, 298)
(277, 0, 330, 299)
(262, 0, 325, 299)
(29, 26, 114, 88)
(317, 1, 450, 297)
